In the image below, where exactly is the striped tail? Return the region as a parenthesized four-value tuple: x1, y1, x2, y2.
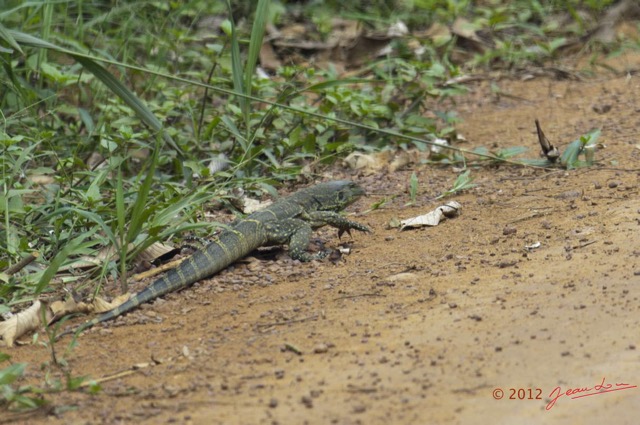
(58, 219, 268, 340)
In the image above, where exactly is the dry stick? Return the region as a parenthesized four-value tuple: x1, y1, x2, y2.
(573, 240, 598, 250)
(79, 363, 151, 387)
(4, 252, 39, 275)
(334, 292, 385, 301)
(132, 258, 184, 282)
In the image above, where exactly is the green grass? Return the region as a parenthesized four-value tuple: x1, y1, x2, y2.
(0, 0, 624, 407)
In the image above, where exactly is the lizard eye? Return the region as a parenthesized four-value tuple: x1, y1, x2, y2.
(337, 191, 347, 203)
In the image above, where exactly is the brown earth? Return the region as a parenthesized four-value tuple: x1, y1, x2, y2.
(5, 52, 640, 425)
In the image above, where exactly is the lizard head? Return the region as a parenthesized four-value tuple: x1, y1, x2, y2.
(318, 180, 366, 210)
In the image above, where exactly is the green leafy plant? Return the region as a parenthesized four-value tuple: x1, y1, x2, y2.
(560, 129, 601, 169)
(0, 351, 101, 411)
(0, 355, 45, 410)
(436, 169, 476, 199)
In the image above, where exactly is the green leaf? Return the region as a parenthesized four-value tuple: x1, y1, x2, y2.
(0, 363, 25, 386)
(245, 0, 270, 99)
(127, 138, 160, 244)
(0, 22, 23, 54)
(226, 2, 246, 120)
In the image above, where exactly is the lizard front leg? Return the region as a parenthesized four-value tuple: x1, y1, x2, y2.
(302, 211, 371, 238)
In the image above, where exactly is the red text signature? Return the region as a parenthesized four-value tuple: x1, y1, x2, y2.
(546, 377, 637, 410)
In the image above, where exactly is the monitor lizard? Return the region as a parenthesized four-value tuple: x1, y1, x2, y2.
(57, 180, 369, 340)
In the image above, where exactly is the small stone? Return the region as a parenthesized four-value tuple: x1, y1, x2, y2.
(314, 343, 329, 354)
(268, 398, 278, 408)
(608, 181, 619, 188)
(592, 104, 612, 114)
(301, 395, 313, 408)
(503, 226, 517, 236)
(352, 404, 367, 413)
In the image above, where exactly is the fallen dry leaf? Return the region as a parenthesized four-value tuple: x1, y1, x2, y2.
(0, 301, 51, 347)
(400, 201, 462, 230)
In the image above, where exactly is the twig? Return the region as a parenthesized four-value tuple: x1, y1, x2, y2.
(573, 240, 597, 250)
(4, 252, 39, 275)
(132, 258, 184, 281)
(79, 363, 150, 387)
(334, 292, 385, 301)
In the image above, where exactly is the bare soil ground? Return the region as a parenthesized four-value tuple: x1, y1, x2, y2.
(5, 52, 640, 425)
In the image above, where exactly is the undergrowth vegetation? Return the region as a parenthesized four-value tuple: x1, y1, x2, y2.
(0, 0, 627, 410)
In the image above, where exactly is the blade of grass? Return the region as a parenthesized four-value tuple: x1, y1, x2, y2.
(0, 22, 23, 54)
(126, 137, 161, 246)
(116, 167, 126, 292)
(37, 0, 53, 78)
(244, 0, 270, 115)
(225, 2, 246, 127)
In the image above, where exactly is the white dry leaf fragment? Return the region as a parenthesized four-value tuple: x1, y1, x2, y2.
(208, 155, 229, 175)
(525, 242, 541, 251)
(0, 301, 52, 347)
(400, 201, 462, 230)
(241, 196, 272, 214)
(430, 138, 450, 154)
(388, 21, 408, 37)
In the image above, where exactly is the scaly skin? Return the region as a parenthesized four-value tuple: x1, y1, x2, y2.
(58, 180, 369, 340)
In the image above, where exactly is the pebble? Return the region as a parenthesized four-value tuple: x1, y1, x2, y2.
(503, 226, 517, 236)
(314, 343, 329, 354)
(301, 395, 313, 408)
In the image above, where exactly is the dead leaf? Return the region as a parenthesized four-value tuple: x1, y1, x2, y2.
(451, 17, 493, 52)
(0, 301, 52, 347)
(400, 201, 461, 230)
(388, 150, 418, 173)
(384, 272, 420, 283)
(241, 196, 272, 214)
(259, 41, 282, 71)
